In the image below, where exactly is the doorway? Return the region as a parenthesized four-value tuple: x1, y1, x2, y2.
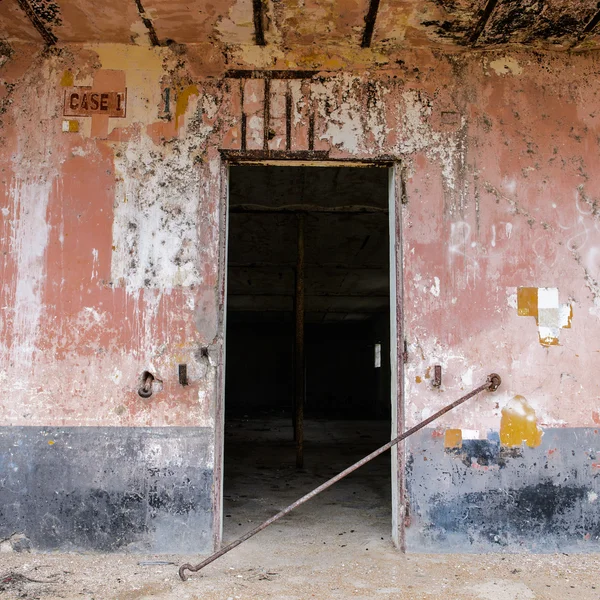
(221, 164, 398, 548)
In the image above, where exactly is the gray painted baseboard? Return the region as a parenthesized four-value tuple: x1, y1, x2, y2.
(406, 427, 600, 552)
(0, 426, 214, 553)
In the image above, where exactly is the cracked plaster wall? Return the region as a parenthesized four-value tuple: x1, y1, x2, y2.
(1, 43, 600, 550)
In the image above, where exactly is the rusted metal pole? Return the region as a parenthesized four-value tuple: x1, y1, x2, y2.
(295, 214, 305, 469)
(179, 373, 501, 581)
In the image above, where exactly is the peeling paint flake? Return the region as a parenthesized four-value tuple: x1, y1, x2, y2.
(489, 56, 523, 76)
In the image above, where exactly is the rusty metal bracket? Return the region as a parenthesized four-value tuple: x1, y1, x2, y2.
(178, 373, 501, 581)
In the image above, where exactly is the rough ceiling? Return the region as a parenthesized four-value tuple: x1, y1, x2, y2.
(1, 0, 600, 51)
(228, 166, 390, 322)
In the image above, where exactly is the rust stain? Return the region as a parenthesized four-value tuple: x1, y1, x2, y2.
(175, 84, 199, 130)
(592, 410, 600, 425)
(60, 70, 74, 87)
(444, 428, 462, 449)
(500, 395, 543, 448)
(424, 366, 431, 379)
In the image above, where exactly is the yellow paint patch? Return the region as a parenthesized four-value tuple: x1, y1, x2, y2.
(415, 376, 422, 384)
(444, 429, 462, 449)
(48, 440, 55, 445)
(175, 85, 199, 129)
(517, 287, 538, 317)
(61, 70, 74, 87)
(62, 119, 80, 133)
(500, 395, 542, 448)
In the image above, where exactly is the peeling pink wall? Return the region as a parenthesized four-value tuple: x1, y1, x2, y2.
(1, 45, 599, 445)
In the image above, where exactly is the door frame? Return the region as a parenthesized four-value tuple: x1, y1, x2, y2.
(213, 156, 405, 551)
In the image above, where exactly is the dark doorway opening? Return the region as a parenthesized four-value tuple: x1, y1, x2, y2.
(223, 165, 392, 544)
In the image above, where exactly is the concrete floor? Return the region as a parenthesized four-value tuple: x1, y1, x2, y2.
(223, 417, 393, 546)
(1, 419, 599, 599)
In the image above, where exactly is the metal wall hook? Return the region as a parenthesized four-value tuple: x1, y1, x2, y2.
(138, 371, 155, 398)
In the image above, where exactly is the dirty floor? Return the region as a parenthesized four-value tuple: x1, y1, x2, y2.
(1, 418, 598, 599)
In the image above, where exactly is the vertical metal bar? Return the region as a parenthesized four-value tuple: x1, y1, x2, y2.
(285, 83, 292, 151)
(240, 80, 247, 151)
(263, 77, 270, 150)
(361, 0, 381, 48)
(295, 214, 305, 469)
(252, 0, 266, 46)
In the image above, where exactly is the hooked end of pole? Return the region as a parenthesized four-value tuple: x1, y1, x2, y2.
(487, 373, 501, 392)
(179, 564, 191, 581)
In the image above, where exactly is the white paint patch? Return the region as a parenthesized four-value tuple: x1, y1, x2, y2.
(588, 491, 598, 503)
(538, 287, 559, 308)
(400, 91, 462, 199)
(83, 307, 103, 323)
(110, 369, 122, 384)
(1, 207, 9, 217)
(506, 287, 517, 309)
(461, 367, 473, 387)
(421, 407, 433, 420)
(461, 429, 480, 440)
(9, 179, 52, 373)
(503, 178, 517, 194)
(430, 276, 440, 297)
(505, 222, 513, 238)
(91, 248, 99, 281)
(111, 131, 202, 292)
(536, 287, 571, 344)
(489, 57, 523, 76)
(589, 297, 600, 318)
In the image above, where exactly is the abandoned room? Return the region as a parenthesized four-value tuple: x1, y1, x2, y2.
(1, 0, 600, 597)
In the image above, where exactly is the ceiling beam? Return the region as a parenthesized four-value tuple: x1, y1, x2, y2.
(15, 0, 57, 45)
(229, 292, 389, 298)
(253, 0, 266, 46)
(229, 262, 388, 270)
(582, 7, 600, 34)
(134, 0, 160, 46)
(229, 203, 388, 214)
(361, 0, 381, 48)
(468, 0, 500, 45)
